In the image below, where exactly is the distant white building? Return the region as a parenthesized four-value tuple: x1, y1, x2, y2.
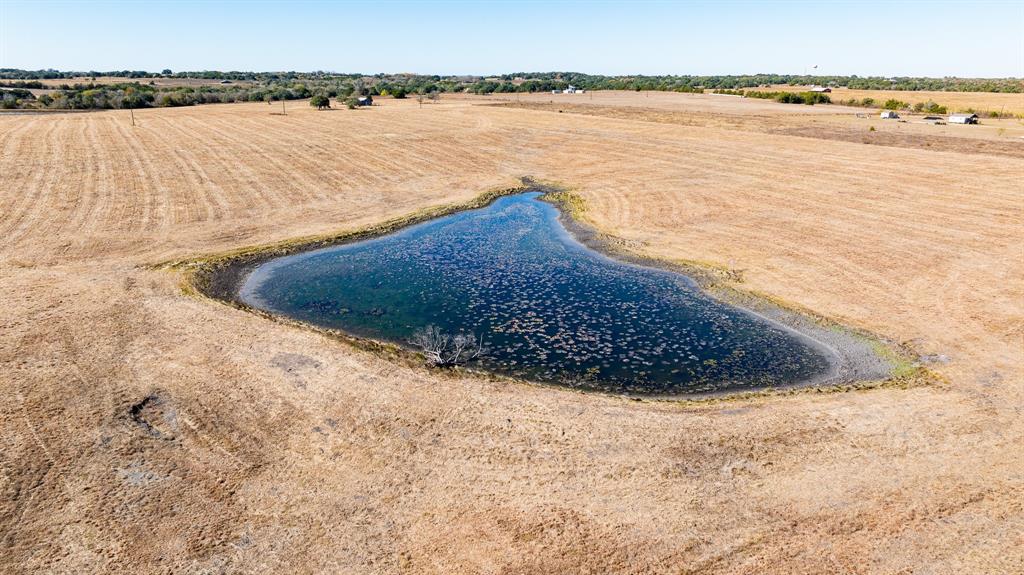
(809, 86, 831, 93)
(948, 113, 979, 124)
(880, 110, 899, 119)
(563, 85, 577, 94)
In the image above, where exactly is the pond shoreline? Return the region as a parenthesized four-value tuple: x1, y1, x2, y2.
(168, 178, 903, 399)
(540, 189, 898, 396)
(172, 182, 535, 305)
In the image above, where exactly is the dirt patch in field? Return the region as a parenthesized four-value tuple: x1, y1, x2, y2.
(129, 393, 179, 439)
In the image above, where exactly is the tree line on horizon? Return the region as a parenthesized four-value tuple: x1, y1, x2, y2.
(2, 68, 1022, 92)
(1, 69, 1021, 112)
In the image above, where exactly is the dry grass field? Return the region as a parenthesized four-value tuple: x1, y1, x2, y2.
(17, 76, 256, 98)
(482, 89, 868, 115)
(30, 76, 256, 88)
(494, 91, 1024, 157)
(1, 93, 1022, 574)
(767, 84, 1024, 116)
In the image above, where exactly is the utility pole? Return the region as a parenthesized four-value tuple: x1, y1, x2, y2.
(282, 99, 286, 115)
(125, 86, 136, 126)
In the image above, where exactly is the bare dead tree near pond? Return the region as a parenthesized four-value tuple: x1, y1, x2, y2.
(411, 325, 488, 367)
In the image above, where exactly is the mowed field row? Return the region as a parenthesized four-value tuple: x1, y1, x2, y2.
(1, 95, 1022, 573)
(0, 105, 518, 262)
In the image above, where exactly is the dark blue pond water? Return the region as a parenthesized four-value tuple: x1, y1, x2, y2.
(241, 193, 833, 395)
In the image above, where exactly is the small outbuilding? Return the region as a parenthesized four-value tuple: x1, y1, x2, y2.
(357, 95, 373, 106)
(948, 113, 979, 125)
(810, 86, 832, 93)
(880, 110, 899, 119)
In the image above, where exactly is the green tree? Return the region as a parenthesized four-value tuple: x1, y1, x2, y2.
(310, 94, 330, 110)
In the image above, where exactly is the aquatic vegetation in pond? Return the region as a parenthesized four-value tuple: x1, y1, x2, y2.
(241, 193, 833, 395)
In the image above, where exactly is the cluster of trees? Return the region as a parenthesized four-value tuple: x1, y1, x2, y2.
(742, 90, 832, 105)
(33, 86, 154, 110)
(882, 98, 909, 110)
(913, 100, 948, 114)
(1, 88, 34, 109)
(780, 91, 831, 105)
(1, 68, 156, 80)
(0, 80, 361, 110)
(835, 97, 949, 114)
(833, 97, 878, 108)
(0, 79, 46, 89)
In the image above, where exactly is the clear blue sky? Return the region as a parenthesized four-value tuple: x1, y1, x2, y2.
(1, 1, 1022, 77)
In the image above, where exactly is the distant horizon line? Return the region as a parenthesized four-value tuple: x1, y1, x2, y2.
(2, 68, 1023, 81)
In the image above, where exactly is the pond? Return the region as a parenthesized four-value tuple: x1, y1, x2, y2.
(240, 193, 835, 395)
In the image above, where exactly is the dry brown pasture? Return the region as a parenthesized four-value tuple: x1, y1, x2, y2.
(19, 76, 256, 98)
(489, 92, 1024, 170)
(765, 84, 1024, 116)
(30, 75, 256, 88)
(1, 93, 1022, 574)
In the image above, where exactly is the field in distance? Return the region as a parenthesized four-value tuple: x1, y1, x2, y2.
(30, 75, 256, 88)
(765, 84, 1024, 115)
